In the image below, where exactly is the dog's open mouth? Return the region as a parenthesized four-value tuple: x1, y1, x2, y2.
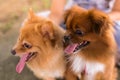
(16, 52, 36, 74)
(64, 41, 90, 54)
(26, 52, 36, 62)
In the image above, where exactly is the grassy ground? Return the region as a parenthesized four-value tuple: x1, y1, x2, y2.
(0, 0, 120, 80)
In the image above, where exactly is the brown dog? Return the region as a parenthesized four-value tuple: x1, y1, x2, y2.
(11, 9, 66, 80)
(64, 6, 117, 80)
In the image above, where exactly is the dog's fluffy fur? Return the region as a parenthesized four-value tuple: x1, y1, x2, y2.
(64, 6, 117, 80)
(12, 10, 66, 80)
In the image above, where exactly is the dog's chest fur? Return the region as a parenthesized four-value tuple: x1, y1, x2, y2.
(27, 62, 65, 79)
(33, 68, 64, 78)
(27, 52, 65, 79)
(70, 55, 105, 80)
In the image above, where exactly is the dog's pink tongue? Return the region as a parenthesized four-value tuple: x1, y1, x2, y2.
(16, 54, 28, 74)
(64, 44, 78, 54)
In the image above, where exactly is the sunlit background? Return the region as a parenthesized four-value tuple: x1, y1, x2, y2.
(0, 0, 120, 80)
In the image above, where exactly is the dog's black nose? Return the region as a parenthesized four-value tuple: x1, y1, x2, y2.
(11, 50, 16, 55)
(64, 35, 71, 42)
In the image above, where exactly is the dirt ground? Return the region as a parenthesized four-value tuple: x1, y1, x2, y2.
(0, 0, 120, 80)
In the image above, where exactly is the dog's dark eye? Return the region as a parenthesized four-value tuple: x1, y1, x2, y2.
(75, 30, 84, 36)
(23, 43, 32, 49)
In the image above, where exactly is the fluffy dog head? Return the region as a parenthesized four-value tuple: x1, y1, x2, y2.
(64, 6, 115, 55)
(11, 9, 65, 73)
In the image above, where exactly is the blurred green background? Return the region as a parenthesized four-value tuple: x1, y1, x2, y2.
(0, 0, 120, 80)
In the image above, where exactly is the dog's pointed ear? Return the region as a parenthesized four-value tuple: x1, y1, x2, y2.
(64, 5, 86, 27)
(64, 9, 74, 28)
(40, 21, 54, 40)
(64, 9, 71, 24)
(28, 8, 36, 20)
(88, 9, 111, 34)
(64, 5, 78, 24)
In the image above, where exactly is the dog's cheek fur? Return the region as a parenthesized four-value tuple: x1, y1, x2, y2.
(88, 10, 111, 35)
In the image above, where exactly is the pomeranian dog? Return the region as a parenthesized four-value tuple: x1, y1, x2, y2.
(64, 6, 117, 80)
(11, 9, 66, 80)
